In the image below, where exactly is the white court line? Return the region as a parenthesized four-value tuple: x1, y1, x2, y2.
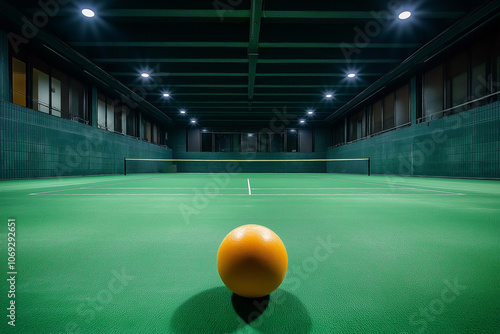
(32, 193, 466, 196)
(247, 178, 252, 195)
(28, 177, 160, 196)
(307, 175, 466, 196)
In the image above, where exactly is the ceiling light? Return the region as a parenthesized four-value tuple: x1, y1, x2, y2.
(398, 11, 412, 20)
(163, 93, 170, 97)
(307, 110, 314, 115)
(325, 94, 333, 99)
(300, 120, 305, 124)
(348, 73, 356, 78)
(180, 110, 186, 114)
(141, 73, 150, 78)
(81, 9, 95, 18)
(190, 119, 197, 124)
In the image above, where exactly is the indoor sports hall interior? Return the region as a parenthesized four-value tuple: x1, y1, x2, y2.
(0, 0, 499, 333)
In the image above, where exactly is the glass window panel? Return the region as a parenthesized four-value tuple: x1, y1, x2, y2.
(395, 84, 410, 126)
(471, 42, 489, 107)
(11, 58, 27, 107)
(51, 68, 69, 118)
(286, 129, 298, 152)
(383, 93, 395, 130)
(447, 51, 468, 111)
(202, 133, 213, 152)
(33, 68, 50, 114)
(152, 124, 158, 144)
(126, 109, 136, 137)
(70, 79, 85, 122)
(270, 133, 284, 152)
(260, 133, 269, 152)
(97, 95, 106, 129)
(242, 133, 258, 152)
(114, 106, 123, 134)
(106, 100, 114, 132)
(215, 133, 231, 152)
(423, 64, 444, 120)
(372, 100, 383, 133)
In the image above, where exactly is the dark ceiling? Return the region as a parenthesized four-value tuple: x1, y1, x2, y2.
(2, 0, 493, 128)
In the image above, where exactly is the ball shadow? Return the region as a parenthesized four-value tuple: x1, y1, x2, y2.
(231, 293, 270, 324)
(170, 287, 312, 334)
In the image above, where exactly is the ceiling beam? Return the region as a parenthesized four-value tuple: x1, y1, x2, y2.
(71, 41, 420, 48)
(262, 11, 465, 19)
(92, 58, 400, 64)
(112, 72, 383, 77)
(248, 0, 263, 101)
(31, 9, 463, 20)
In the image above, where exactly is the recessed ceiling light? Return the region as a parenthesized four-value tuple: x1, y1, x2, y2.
(326, 94, 333, 99)
(180, 110, 186, 114)
(141, 73, 150, 78)
(163, 93, 170, 97)
(398, 11, 412, 20)
(190, 119, 197, 124)
(81, 9, 95, 18)
(307, 110, 314, 115)
(300, 120, 305, 124)
(348, 73, 356, 78)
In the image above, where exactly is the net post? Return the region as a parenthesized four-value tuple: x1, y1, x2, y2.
(124, 157, 127, 176)
(368, 157, 371, 176)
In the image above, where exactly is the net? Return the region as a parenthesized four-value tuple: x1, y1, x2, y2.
(124, 158, 371, 176)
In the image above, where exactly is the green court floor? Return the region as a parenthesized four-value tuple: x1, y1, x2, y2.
(1, 173, 499, 333)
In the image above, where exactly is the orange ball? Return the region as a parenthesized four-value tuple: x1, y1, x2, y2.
(217, 224, 288, 298)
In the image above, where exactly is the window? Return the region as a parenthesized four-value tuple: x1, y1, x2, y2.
(270, 133, 283, 152)
(423, 64, 444, 120)
(98, 94, 117, 131)
(69, 79, 86, 123)
(372, 100, 383, 134)
(142, 119, 152, 142)
(383, 93, 395, 130)
(126, 108, 137, 137)
(348, 109, 366, 141)
(446, 51, 468, 111)
(395, 84, 410, 126)
(32, 59, 50, 114)
(215, 133, 231, 152)
(11, 58, 27, 107)
(242, 133, 258, 152)
(332, 121, 345, 146)
(51, 68, 69, 118)
(202, 132, 213, 152)
(286, 129, 298, 152)
(470, 42, 489, 108)
(260, 133, 269, 152)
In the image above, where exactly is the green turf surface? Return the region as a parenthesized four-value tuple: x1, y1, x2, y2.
(1, 173, 499, 333)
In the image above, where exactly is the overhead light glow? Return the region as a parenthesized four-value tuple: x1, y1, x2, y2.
(81, 9, 95, 18)
(141, 73, 150, 78)
(398, 11, 412, 20)
(300, 120, 305, 124)
(348, 73, 356, 78)
(163, 93, 170, 97)
(325, 94, 333, 99)
(180, 110, 186, 114)
(190, 119, 197, 124)
(307, 110, 314, 115)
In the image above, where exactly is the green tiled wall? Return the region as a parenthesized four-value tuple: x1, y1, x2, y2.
(0, 101, 172, 179)
(327, 101, 500, 179)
